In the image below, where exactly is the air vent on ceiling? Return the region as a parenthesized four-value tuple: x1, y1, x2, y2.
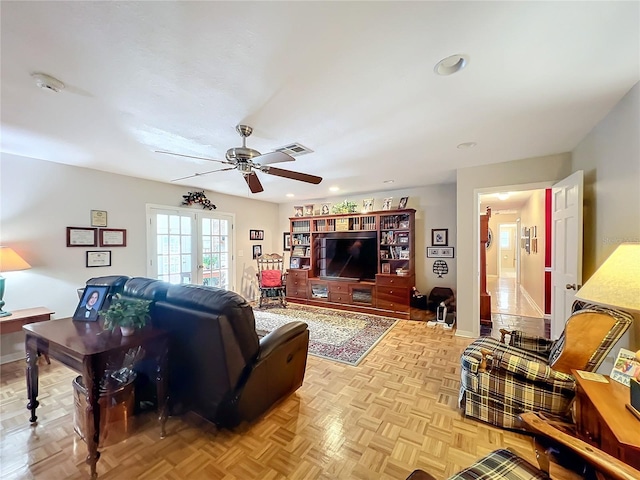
(274, 143, 313, 157)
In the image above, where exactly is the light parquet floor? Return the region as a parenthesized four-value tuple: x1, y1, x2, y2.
(1, 321, 543, 480)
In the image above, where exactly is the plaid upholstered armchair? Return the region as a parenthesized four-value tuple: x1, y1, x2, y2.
(459, 302, 633, 429)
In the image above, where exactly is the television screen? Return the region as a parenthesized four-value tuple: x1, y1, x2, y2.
(320, 232, 377, 281)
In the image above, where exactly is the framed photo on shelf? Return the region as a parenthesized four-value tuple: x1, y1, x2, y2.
(427, 247, 454, 258)
(67, 227, 98, 247)
(86, 250, 111, 267)
(290, 257, 301, 269)
(90, 210, 108, 227)
(399, 220, 410, 229)
(362, 198, 374, 212)
(294, 205, 304, 217)
(250, 229, 264, 241)
(382, 197, 393, 211)
(398, 197, 408, 209)
(99, 228, 126, 247)
(321, 203, 331, 215)
(381, 263, 391, 274)
(431, 228, 448, 246)
(72, 285, 109, 322)
(304, 204, 314, 216)
(283, 232, 291, 251)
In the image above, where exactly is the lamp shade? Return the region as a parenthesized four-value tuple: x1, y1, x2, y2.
(574, 243, 640, 311)
(0, 247, 31, 272)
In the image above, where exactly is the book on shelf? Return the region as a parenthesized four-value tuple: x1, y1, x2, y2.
(292, 246, 306, 257)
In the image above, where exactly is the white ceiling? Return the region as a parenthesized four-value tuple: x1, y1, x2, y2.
(1, 2, 638, 203)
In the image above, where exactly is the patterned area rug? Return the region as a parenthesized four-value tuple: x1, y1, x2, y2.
(253, 304, 397, 366)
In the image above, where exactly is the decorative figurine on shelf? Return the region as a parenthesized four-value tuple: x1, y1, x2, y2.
(182, 191, 216, 210)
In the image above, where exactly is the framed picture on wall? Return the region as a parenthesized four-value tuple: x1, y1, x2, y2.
(431, 228, 448, 246)
(283, 232, 291, 251)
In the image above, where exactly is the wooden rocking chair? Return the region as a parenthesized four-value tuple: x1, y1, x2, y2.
(256, 253, 287, 308)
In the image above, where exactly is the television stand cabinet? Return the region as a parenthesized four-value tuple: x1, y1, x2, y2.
(286, 209, 415, 319)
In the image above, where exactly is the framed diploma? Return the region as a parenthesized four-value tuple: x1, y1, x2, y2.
(91, 210, 108, 227)
(67, 227, 98, 247)
(99, 228, 127, 247)
(86, 250, 111, 267)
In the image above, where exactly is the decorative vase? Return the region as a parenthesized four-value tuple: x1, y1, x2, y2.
(120, 326, 135, 337)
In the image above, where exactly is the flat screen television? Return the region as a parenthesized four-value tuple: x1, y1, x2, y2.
(319, 232, 378, 281)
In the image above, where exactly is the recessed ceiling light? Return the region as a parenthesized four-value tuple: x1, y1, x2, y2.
(286, 193, 294, 198)
(457, 142, 477, 149)
(329, 186, 339, 192)
(383, 180, 394, 184)
(496, 192, 511, 200)
(434, 54, 469, 76)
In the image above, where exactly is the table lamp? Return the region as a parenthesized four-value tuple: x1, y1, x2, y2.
(0, 246, 32, 317)
(574, 243, 640, 419)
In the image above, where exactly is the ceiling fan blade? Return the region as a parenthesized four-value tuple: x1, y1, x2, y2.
(255, 151, 295, 165)
(244, 172, 264, 193)
(155, 150, 230, 164)
(262, 166, 323, 185)
(170, 167, 235, 182)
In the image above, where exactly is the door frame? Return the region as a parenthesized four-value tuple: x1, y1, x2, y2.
(472, 181, 552, 337)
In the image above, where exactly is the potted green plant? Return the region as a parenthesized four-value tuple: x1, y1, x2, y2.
(100, 294, 151, 336)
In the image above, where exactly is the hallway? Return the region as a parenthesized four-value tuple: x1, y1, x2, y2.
(485, 275, 547, 339)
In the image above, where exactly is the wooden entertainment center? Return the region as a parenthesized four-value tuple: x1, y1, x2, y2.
(286, 209, 415, 319)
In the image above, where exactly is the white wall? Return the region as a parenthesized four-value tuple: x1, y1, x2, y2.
(278, 184, 458, 296)
(456, 153, 572, 337)
(572, 81, 640, 363)
(519, 190, 546, 313)
(0, 153, 279, 362)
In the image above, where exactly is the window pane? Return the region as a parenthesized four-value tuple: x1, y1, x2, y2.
(202, 219, 210, 235)
(212, 219, 220, 235)
(169, 215, 181, 234)
(181, 236, 191, 254)
(500, 231, 510, 248)
(156, 215, 168, 234)
(181, 216, 191, 235)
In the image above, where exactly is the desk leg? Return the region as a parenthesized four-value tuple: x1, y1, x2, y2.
(83, 356, 102, 479)
(156, 338, 169, 439)
(25, 335, 39, 423)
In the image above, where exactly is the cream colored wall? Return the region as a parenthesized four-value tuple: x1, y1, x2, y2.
(0, 153, 279, 363)
(572, 81, 640, 363)
(456, 153, 572, 337)
(486, 213, 519, 276)
(519, 190, 546, 313)
(278, 184, 458, 296)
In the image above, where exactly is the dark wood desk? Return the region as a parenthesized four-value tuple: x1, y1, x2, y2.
(572, 370, 640, 470)
(24, 318, 168, 479)
(0, 307, 54, 334)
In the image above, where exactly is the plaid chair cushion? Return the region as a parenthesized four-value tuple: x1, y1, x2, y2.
(509, 331, 556, 355)
(447, 449, 549, 479)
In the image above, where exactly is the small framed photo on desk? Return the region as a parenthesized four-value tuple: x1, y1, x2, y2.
(73, 285, 109, 322)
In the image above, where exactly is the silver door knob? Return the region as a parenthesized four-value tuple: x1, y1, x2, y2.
(565, 283, 577, 290)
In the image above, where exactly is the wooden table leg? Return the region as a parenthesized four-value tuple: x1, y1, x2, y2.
(83, 356, 102, 479)
(156, 338, 169, 439)
(25, 334, 40, 423)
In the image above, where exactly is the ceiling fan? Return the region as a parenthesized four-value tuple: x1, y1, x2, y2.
(156, 125, 323, 193)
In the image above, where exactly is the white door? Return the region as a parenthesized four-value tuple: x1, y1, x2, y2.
(550, 171, 583, 339)
(147, 206, 234, 289)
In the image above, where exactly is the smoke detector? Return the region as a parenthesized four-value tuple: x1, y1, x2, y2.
(31, 73, 65, 93)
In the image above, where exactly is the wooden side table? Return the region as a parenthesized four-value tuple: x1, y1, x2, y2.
(0, 307, 54, 334)
(572, 369, 640, 470)
(24, 318, 169, 479)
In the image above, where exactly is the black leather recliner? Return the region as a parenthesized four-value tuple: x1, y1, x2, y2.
(83, 275, 309, 427)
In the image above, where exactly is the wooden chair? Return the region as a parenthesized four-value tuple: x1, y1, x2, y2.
(459, 301, 633, 429)
(407, 412, 640, 480)
(255, 253, 287, 308)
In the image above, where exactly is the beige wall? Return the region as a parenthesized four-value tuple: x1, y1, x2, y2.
(519, 190, 546, 313)
(572, 81, 640, 358)
(278, 184, 458, 296)
(456, 153, 572, 337)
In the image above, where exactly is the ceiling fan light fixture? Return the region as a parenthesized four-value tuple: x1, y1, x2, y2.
(286, 193, 294, 198)
(434, 54, 469, 76)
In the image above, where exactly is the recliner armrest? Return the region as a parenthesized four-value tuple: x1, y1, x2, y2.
(503, 329, 556, 354)
(258, 321, 308, 360)
(487, 350, 575, 390)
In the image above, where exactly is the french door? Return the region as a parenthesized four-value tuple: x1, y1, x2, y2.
(146, 205, 234, 289)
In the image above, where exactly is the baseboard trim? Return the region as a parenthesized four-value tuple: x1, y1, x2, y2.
(519, 285, 544, 318)
(1, 352, 25, 365)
